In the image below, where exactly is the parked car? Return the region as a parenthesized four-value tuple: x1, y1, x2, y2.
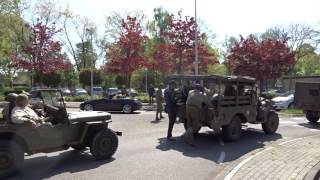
(127, 88, 138, 97)
(80, 97, 142, 114)
(73, 89, 88, 96)
(106, 88, 120, 97)
(91, 86, 104, 96)
(272, 91, 295, 110)
(60, 88, 71, 96)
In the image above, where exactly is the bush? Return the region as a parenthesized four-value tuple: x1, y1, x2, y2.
(64, 95, 101, 102)
(0, 95, 4, 101)
(136, 93, 150, 103)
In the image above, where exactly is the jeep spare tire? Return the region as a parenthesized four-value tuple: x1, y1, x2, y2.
(90, 129, 118, 160)
(0, 141, 24, 178)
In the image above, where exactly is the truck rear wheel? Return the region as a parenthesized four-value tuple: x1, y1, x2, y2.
(222, 116, 242, 142)
(262, 112, 279, 134)
(0, 141, 24, 178)
(90, 129, 118, 160)
(306, 111, 320, 123)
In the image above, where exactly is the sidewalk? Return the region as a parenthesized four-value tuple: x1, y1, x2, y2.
(216, 135, 320, 180)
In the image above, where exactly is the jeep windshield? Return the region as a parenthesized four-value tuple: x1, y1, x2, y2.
(40, 90, 65, 108)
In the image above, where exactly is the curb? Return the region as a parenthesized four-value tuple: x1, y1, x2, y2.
(215, 135, 320, 180)
(304, 161, 320, 180)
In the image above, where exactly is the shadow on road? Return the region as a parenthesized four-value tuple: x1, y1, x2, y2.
(156, 128, 282, 163)
(298, 122, 320, 130)
(9, 149, 115, 180)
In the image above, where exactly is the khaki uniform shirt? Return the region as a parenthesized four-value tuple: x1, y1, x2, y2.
(11, 106, 40, 124)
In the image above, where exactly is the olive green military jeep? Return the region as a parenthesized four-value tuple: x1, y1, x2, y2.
(0, 89, 121, 178)
(168, 75, 279, 142)
(295, 81, 320, 123)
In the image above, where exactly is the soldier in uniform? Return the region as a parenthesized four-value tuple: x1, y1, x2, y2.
(164, 80, 178, 141)
(184, 84, 212, 146)
(155, 83, 165, 121)
(1, 93, 18, 123)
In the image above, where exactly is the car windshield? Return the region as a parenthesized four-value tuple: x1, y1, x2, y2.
(41, 90, 65, 108)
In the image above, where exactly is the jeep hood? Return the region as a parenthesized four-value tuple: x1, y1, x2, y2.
(68, 111, 111, 123)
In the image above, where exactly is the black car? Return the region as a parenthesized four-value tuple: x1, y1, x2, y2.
(80, 97, 142, 114)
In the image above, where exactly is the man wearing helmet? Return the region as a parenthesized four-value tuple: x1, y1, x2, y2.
(2, 93, 18, 123)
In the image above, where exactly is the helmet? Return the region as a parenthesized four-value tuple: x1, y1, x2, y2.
(5, 93, 18, 103)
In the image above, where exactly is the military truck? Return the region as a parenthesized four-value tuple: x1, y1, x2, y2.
(295, 81, 320, 122)
(168, 75, 279, 141)
(0, 89, 121, 178)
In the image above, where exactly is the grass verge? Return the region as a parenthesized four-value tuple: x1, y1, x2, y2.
(280, 108, 304, 116)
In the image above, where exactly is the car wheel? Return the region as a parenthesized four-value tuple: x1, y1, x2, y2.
(0, 141, 24, 178)
(84, 104, 94, 111)
(262, 112, 279, 134)
(122, 105, 132, 114)
(222, 116, 242, 142)
(90, 129, 119, 160)
(306, 111, 320, 123)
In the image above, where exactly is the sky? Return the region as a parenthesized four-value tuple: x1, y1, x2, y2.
(56, 0, 320, 44)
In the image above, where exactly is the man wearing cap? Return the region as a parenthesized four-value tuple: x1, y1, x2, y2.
(155, 83, 165, 121)
(164, 80, 178, 141)
(11, 94, 42, 127)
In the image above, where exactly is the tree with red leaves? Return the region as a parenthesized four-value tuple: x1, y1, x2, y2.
(227, 35, 295, 89)
(165, 11, 217, 74)
(12, 19, 69, 86)
(106, 16, 148, 87)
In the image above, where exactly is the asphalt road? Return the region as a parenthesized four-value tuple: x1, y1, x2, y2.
(7, 109, 320, 180)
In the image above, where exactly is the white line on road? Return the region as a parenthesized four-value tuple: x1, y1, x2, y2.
(310, 129, 320, 132)
(224, 147, 275, 180)
(292, 117, 305, 121)
(292, 124, 303, 128)
(280, 120, 297, 124)
(218, 152, 226, 164)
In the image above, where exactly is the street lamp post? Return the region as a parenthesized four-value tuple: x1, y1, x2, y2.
(194, 0, 199, 75)
(86, 28, 94, 98)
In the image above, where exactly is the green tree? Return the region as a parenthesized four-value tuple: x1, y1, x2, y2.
(76, 41, 97, 69)
(0, 0, 30, 87)
(79, 69, 102, 87)
(294, 44, 320, 76)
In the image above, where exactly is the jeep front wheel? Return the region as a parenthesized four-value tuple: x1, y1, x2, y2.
(222, 116, 242, 142)
(306, 111, 320, 123)
(262, 112, 279, 134)
(0, 141, 24, 178)
(90, 129, 118, 160)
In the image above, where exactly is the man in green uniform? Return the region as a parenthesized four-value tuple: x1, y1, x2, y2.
(184, 84, 212, 146)
(155, 83, 165, 121)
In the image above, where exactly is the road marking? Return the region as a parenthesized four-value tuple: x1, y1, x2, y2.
(292, 117, 305, 121)
(292, 124, 303, 128)
(310, 129, 320, 132)
(280, 120, 297, 124)
(218, 152, 226, 164)
(224, 147, 274, 180)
